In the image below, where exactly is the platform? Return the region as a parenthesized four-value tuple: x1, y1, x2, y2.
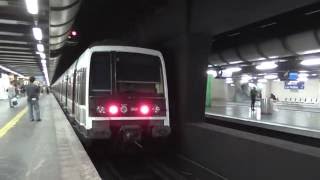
(0, 94, 101, 180)
(206, 102, 320, 139)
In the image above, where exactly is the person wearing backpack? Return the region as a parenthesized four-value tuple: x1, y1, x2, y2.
(25, 76, 41, 121)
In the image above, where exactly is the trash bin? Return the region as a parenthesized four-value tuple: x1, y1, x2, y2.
(261, 98, 273, 114)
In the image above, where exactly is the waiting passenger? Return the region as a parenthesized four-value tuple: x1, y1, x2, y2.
(270, 93, 277, 101)
(7, 81, 16, 108)
(25, 76, 41, 121)
(250, 87, 257, 111)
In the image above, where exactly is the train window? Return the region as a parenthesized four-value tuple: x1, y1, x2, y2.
(90, 52, 112, 93)
(116, 52, 164, 95)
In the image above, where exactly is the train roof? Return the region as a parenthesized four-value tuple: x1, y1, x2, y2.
(88, 39, 141, 48)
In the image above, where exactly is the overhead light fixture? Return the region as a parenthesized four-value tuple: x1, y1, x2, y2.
(41, 59, 46, 64)
(208, 64, 213, 67)
(256, 61, 278, 70)
(37, 44, 44, 52)
(36, 52, 45, 59)
(229, 61, 243, 64)
(257, 57, 266, 61)
(300, 58, 320, 66)
(25, 0, 38, 15)
(311, 74, 317, 76)
(268, 56, 279, 59)
(225, 67, 242, 73)
(258, 79, 267, 83)
(230, 84, 235, 87)
(32, 27, 42, 40)
(0, 65, 25, 78)
(264, 74, 278, 79)
(299, 49, 320, 55)
(207, 69, 217, 77)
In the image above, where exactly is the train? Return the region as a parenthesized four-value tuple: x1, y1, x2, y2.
(52, 42, 171, 142)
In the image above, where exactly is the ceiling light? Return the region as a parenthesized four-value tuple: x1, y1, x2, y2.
(37, 44, 44, 52)
(258, 79, 267, 83)
(32, 27, 42, 40)
(25, 0, 38, 14)
(208, 64, 213, 67)
(256, 61, 278, 70)
(230, 84, 235, 87)
(36, 52, 45, 59)
(225, 67, 242, 73)
(264, 74, 278, 79)
(299, 49, 320, 55)
(207, 69, 217, 77)
(268, 56, 279, 59)
(257, 57, 267, 61)
(0, 65, 25, 78)
(41, 59, 46, 64)
(229, 61, 243, 64)
(312, 74, 317, 76)
(301, 58, 320, 66)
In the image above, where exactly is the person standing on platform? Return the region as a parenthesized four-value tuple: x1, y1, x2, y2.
(7, 81, 16, 108)
(25, 76, 41, 121)
(250, 87, 257, 111)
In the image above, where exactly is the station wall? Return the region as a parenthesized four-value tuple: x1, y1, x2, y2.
(0, 73, 10, 100)
(271, 79, 320, 102)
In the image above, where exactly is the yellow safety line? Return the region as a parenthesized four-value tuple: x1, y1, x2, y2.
(0, 107, 28, 138)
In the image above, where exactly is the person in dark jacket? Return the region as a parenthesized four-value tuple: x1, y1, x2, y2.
(25, 76, 41, 121)
(250, 87, 257, 111)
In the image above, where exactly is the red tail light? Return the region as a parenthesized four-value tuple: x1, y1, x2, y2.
(108, 105, 118, 115)
(140, 105, 150, 115)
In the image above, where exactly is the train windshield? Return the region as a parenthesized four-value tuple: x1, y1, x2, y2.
(116, 52, 164, 96)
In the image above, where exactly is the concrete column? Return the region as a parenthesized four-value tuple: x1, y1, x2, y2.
(162, 33, 211, 124)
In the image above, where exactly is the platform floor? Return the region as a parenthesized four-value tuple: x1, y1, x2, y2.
(206, 102, 320, 133)
(0, 94, 101, 180)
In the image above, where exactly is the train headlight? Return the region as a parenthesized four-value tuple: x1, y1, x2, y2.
(140, 105, 150, 115)
(108, 105, 119, 115)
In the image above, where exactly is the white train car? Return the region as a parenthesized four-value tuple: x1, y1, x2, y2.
(52, 42, 171, 142)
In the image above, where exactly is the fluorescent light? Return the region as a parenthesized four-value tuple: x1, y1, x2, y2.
(207, 70, 217, 77)
(229, 61, 243, 64)
(298, 49, 320, 55)
(257, 57, 266, 61)
(37, 44, 44, 52)
(301, 58, 320, 66)
(256, 61, 278, 70)
(230, 84, 235, 87)
(269, 56, 279, 59)
(41, 59, 46, 64)
(208, 64, 213, 67)
(0, 65, 25, 78)
(258, 79, 267, 83)
(225, 67, 242, 73)
(37, 52, 45, 59)
(264, 74, 278, 79)
(25, 0, 38, 15)
(32, 27, 42, 40)
(312, 74, 317, 76)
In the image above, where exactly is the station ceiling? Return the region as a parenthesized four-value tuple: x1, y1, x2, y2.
(0, 0, 48, 78)
(0, 0, 319, 84)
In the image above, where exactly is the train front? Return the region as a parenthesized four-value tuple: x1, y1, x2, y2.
(88, 47, 170, 142)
